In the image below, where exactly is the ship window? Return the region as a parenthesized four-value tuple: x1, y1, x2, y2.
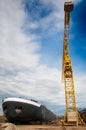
(15, 106, 22, 114)
(3, 106, 7, 110)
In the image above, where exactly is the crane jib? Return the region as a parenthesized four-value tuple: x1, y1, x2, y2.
(62, 1, 85, 125)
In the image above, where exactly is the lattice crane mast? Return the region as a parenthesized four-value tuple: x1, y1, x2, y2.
(62, 1, 84, 125)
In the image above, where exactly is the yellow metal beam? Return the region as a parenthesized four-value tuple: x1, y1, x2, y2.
(62, 2, 84, 125)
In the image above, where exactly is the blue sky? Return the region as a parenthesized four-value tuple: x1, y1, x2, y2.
(70, 0, 86, 72)
(0, 0, 86, 116)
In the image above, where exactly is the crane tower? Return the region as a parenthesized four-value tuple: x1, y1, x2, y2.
(62, 1, 84, 125)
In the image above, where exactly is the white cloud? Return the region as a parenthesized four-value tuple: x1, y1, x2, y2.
(0, 64, 64, 104)
(0, 0, 64, 111)
(75, 75, 86, 107)
(0, 0, 41, 68)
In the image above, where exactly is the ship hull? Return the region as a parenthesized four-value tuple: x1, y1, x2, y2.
(2, 98, 56, 123)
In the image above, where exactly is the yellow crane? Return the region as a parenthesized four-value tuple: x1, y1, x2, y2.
(62, 1, 84, 125)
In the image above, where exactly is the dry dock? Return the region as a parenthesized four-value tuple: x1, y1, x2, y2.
(0, 123, 86, 130)
(17, 125, 86, 130)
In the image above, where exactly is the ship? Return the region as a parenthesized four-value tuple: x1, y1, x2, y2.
(2, 97, 57, 124)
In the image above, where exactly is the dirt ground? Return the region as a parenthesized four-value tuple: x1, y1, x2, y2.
(17, 125, 86, 130)
(0, 123, 86, 130)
